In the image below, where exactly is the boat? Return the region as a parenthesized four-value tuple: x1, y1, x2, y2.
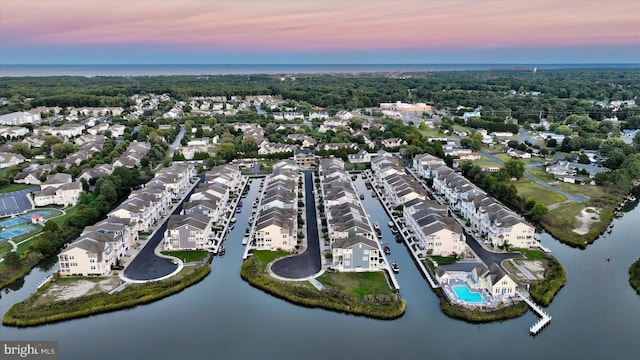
(242, 237, 248, 245)
(228, 223, 235, 230)
(359, 194, 365, 200)
(387, 221, 394, 227)
(235, 206, 242, 213)
(218, 245, 226, 256)
(383, 244, 391, 255)
(371, 192, 377, 198)
(390, 261, 399, 273)
(230, 217, 237, 223)
(390, 227, 398, 234)
(245, 228, 250, 236)
(395, 234, 403, 243)
(248, 216, 254, 224)
(373, 222, 380, 231)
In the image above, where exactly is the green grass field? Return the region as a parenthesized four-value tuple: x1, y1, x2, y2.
(317, 271, 394, 298)
(0, 184, 33, 194)
(514, 179, 566, 205)
(161, 250, 209, 262)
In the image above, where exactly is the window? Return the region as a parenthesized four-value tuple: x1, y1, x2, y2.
(363, 256, 368, 262)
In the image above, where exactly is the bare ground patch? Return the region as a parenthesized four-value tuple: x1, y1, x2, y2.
(45, 277, 121, 301)
(573, 207, 601, 235)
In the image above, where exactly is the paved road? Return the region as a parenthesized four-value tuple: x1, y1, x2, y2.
(271, 170, 322, 279)
(480, 150, 588, 202)
(123, 177, 201, 281)
(518, 128, 536, 144)
(463, 229, 524, 267)
(168, 125, 186, 158)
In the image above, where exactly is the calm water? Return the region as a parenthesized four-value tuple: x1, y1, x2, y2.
(1, 178, 639, 360)
(1, 64, 639, 77)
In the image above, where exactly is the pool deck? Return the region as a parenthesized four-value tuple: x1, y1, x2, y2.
(441, 276, 518, 309)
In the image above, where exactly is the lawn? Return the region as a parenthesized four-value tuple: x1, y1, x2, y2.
(514, 179, 566, 205)
(428, 255, 458, 265)
(161, 250, 209, 263)
(317, 271, 394, 298)
(418, 128, 447, 138)
(0, 184, 33, 194)
(527, 166, 555, 182)
(51, 206, 80, 227)
(251, 250, 290, 269)
(554, 182, 607, 200)
(494, 153, 542, 165)
(512, 248, 547, 260)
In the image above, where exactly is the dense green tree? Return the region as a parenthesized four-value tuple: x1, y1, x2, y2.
(503, 158, 525, 179)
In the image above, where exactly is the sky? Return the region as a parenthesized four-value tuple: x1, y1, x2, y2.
(1, 0, 639, 64)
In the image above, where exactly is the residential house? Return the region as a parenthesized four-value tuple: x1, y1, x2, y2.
(347, 149, 372, 164)
(32, 182, 82, 207)
(0, 152, 26, 169)
(332, 236, 380, 272)
(164, 213, 214, 250)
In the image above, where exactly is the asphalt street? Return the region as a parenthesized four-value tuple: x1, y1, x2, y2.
(123, 177, 201, 281)
(271, 170, 322, 279)
(480, 150, 588, 202)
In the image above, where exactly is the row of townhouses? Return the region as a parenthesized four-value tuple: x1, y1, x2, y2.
(164, 165, 243, 251)
(413, 154, 538, 249)
(369, 152, 465, 257)
(252, 160, 299, 252)
(319, 158, 381, 272)
(58, 163, 196, 276)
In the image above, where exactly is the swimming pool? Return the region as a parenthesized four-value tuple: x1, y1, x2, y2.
(452, 285, 485, 304)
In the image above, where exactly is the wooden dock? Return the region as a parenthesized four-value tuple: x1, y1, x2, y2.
(363, 171, 438, 289)
(517, 292, 552, 335)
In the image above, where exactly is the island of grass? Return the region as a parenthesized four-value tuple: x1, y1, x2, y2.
(2, 263, 211, 327)
(241, 250, 405, 319)
(629, 258, 640, 295)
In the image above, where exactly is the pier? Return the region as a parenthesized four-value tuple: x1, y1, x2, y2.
(517, 291, 552, 335)
(363, 171, 438, 289)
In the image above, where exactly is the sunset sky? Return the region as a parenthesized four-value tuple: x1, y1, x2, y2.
(1, 0, 638, 64)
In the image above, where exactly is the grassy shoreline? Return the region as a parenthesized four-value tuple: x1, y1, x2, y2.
(240, 251, 405, 320)
(2, 264, 211, 327)
(438, 290, 529, 322)
(527, 255, 566, 306)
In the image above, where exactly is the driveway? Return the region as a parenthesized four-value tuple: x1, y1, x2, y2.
(463, 230, 524, 267)
(270, 170, 322, 279)
(123, 177, 201, 281)
(480, 150, 588, 202)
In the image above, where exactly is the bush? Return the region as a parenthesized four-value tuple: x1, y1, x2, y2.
(629, 258, 640, 295)
(528, 256, 566, 306)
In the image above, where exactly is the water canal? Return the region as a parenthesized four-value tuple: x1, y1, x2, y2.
(1, 178, 639, 360)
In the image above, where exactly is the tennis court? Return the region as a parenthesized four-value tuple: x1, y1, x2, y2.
(0, 224, 40, 241)
(0, 209, 62, 228)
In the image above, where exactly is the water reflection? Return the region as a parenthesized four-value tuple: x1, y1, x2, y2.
(0, 179, 638, 360)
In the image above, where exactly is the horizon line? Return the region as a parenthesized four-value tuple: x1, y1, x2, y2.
(2, 62, 640, 66)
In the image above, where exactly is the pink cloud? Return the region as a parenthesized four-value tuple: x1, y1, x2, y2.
(1, 0, 638, 51)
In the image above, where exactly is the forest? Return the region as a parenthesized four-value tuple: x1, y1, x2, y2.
(2, 68, 639, 123)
